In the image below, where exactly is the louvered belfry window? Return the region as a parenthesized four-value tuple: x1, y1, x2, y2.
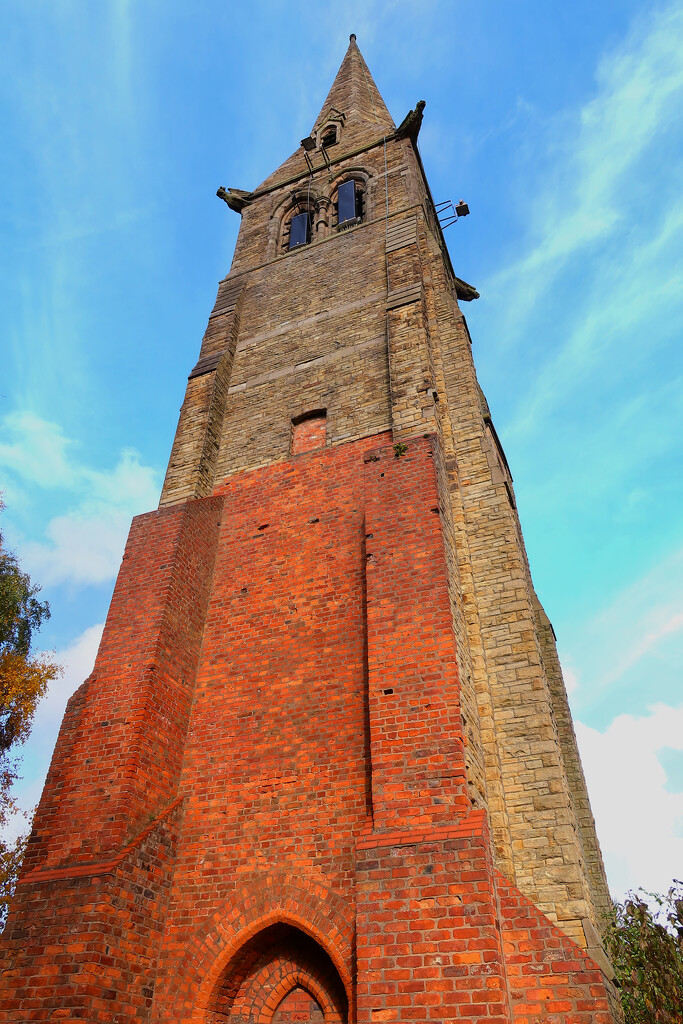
(288, 211, 311, 249)
(337, 180, 359, 226)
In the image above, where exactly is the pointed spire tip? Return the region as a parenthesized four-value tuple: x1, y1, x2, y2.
(309, 30, 394, 134)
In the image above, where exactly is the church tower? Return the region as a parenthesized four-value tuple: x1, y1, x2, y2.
(1, 37, 617, 1023)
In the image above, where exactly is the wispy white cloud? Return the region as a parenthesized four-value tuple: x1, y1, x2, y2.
(32, 624, 103, 756)
(507, 196, 683, 437)
(0, 412, 159, 586)
(562, 546, 683, 701)
(576, 703, 683, 900)
(1, 1, 151, 415)
(0, 413, 79, 490)
(486, 5, 683, 897)
(22, 497, 141, 587)
(615, 609, 683, 683)
(474, 0, 683, 451)
(490, 1, 683, 316)
(17, 205, 154, 253)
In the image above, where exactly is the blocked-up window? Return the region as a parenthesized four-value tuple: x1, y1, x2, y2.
(291, 410, 327, 455)
(273, 986, 324, 1023)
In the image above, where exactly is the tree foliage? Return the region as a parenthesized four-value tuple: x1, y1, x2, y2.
(605, 881, 683, 1024)
(0, 535, 60, 928)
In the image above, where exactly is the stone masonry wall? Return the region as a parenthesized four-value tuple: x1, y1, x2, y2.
(532, 595, 613, 931)
(409, 200, 608, 945)
(160, 136, 418, 501)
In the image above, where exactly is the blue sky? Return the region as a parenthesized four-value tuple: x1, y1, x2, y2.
(1, 0, 682, 901)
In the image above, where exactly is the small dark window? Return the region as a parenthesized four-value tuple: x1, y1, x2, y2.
(322, 127, 337, 147)
(337, 180, 362, 226)
(288, 211, 311, 249)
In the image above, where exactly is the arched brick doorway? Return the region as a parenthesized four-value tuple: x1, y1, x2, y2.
(207, 922, 348, 1022)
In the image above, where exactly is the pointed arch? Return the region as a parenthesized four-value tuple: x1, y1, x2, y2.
(219, 925, 347, 1022)
(161, 873, 354, 1021)
(267, 977, 330, 1021)
(270, 187, 322, 252)
(316, 108, 346, 150)
(326, 167, 374, 226)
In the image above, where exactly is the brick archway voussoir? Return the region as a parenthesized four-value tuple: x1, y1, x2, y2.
(257, 969, 339, 1022)
(164, 873, 354, 1021)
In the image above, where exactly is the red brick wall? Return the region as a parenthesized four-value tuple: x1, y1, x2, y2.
(497, 873, 613, 1024)
(363, 438, 470, 830)
(0, 801, 183, 1023)
(23, 497, 222, 872)
(221, 928, 346, 1022)
(158, 871, 355, 1021)
(151, 432, 392, 1019)
(356, 814, 512, 1024)
(273, 986, 325, 1022)
(0, 433, 616, 1023)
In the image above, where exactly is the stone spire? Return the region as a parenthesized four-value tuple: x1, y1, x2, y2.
(255, 35, 394, 193)
(311, 33, 394, 133)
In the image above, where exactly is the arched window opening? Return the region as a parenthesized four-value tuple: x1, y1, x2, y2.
(281, 193, 316, 252)
(207, 922, 348, 1023)
(335, 180, 363, 229)
(287, 209, 312, 249)
(315, 108, 345, 151)
(321, 126, 338, 148)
